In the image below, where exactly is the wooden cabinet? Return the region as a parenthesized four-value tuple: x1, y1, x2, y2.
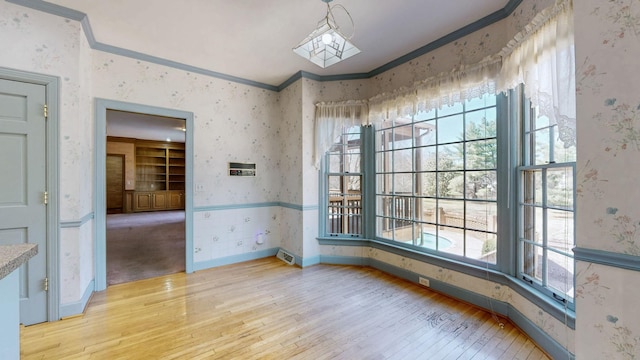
(133, 140, 185, 212)
(167, 190, 185, 209)
(133, 191, 171, 211)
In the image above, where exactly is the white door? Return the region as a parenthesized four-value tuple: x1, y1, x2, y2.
(0, 78, 48, 325)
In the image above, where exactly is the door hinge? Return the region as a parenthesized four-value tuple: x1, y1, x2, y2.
(43, 191, 48, 205)
(43, 277, 48, 292)
(43, 104, 48, 118)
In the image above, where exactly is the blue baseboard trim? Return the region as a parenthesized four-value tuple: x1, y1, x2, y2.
(300, 255, 320, 267)
(320, 238, 575, 328)
(508, 306, 575, 360)
(574, 247, 640, 273)
(193, 248, 279, 271)
(59, 279, 94, 318)
(319, 254, 573, 359)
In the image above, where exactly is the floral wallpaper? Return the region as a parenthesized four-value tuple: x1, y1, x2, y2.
(5, 4, 639, 358)
(0, 1, 95, 304)
(575, 0, 640, 358)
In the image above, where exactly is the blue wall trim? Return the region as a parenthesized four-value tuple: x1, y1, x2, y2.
(7, 0, 85, 20)
(193, 248, 279, 271)
(574, 247, 640, 272)
(194, 202, 318, 212)
(60, 212, 94, 228)
(194, 202, 282, 212)
(320, 254, 574, 359)
(59, 279, 94, 318)
(509, 306, 575, 360)
(8, 0, 525, 92)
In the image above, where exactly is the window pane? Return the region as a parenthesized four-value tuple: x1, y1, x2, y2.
(417, 225, 455, 252)
(438, 114, 464, 143)
(547, 167, 574, 209)
(521, 205, 543, 245)
(415, 120, 436, 146)
(521, 243, 543, 283)
(548, 209, 574, 253)
(465, 171, 497, 200)
(554, 132, 576, 163)
(328, 154, 342, 173)
(374, 93, 498, 264)
(466, 108, 497, 140)
(438, 171, 464, 198)
(467, 230, 497, 264)
(376, 151, 390, 172)
(394, 222, 417, 244)
(377, 173, 391, 194)
(394, 173, 413, 194)
(394, 124, 414, 149)
(417, 197, 437, 223)
(465, 139, 497, 170)
(417, 172, 437, 197)
(344, 154, 361, 173)
(522, 169, 542, 206)
(534, 128, 550, 165)
(416, 146, 437, 171)
(393, 196, 414, 220)
(534, 113, 550, 130)
(547, 251, 574, 298)
(377, 129, 393, 150)
(439, 226, 464, 257)
(465, 201, 497, 232)
(328, 176, 342, 193)
(438, 199, 464, 227)
(437, 144, 463, 170)
(344, 175, 361, 192)
(393, 149, 413, 172)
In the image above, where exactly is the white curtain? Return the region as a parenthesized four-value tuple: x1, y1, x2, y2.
(368, 55, 502, 126)
(498, 0, 575, 147)
(313, 100, 368, 169)
(314, 0, 575, 165)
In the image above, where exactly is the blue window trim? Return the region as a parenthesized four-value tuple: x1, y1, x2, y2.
(317, 89, 575, 328)
(516, 89, 576, 311)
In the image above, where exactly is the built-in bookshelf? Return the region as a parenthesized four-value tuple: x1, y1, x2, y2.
(134, 140, 185, 211)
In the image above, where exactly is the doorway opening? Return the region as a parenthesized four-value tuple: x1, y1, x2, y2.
(105, 110, 186, 285)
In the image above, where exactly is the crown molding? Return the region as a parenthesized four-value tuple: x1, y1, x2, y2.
(6, 0, 523, 92)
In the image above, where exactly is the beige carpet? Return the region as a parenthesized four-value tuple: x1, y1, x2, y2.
(106, 210, 185, 285)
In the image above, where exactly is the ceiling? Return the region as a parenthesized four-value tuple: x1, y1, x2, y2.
(61, 0, 510, 141)
(48, 0, 510, 87)
(107, 110, 186, 143)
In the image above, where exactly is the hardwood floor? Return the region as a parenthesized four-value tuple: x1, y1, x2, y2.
(21, 258, 550, 359)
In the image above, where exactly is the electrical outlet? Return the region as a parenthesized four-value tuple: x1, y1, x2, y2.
(419, 277, 430, 287)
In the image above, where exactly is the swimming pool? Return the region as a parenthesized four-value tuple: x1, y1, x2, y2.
(415, 232, 453, 250)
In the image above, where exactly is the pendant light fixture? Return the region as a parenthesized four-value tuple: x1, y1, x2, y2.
(293, 0, 360, 68)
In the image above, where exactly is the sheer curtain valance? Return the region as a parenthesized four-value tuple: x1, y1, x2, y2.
(313, 101, 368, 169)
(368, 55, 502, 126)
(498, 0, 575, 147)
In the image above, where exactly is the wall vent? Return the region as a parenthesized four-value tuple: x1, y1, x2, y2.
(276, 249, 295, 265)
